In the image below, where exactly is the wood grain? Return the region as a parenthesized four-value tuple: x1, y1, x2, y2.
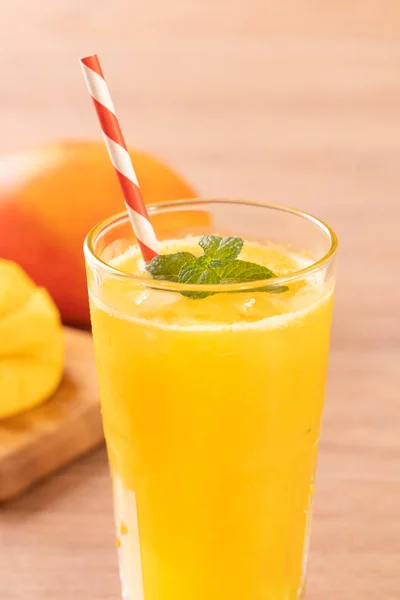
(0, 328, 102, 502)
(0, 1, 399, 599)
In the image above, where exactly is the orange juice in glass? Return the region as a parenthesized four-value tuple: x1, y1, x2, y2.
(84, 200, 337, 600)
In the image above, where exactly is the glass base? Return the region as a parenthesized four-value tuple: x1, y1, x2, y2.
(113, 472, 311, 600)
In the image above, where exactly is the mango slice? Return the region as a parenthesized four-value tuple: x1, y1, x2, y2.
(0, 260, 64, 419)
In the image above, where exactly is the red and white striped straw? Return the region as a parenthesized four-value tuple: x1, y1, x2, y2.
(80, 54, 159, 261)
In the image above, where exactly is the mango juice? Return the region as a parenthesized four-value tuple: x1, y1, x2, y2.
(88, 236, 334, 600)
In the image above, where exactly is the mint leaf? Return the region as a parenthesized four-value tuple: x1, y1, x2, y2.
(199, 235, 243, 265)
(145, 252, 195, 282)
(219, 260, 276, 282)
(198, 235, 222, 256)
(178, 260, 221, 299)
(219, 261, 289, 293)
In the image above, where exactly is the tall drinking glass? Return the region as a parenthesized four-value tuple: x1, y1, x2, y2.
(84, 199, 337, 600)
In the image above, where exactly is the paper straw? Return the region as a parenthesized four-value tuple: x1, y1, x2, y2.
(80, 54, 159, 261)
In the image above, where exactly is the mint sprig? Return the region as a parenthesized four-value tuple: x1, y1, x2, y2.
(145, 236, 289, 299)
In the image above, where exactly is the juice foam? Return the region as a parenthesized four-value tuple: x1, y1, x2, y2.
(90, 236, 332, 330)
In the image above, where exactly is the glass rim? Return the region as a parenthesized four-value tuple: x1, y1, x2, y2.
(84, 198, 338, 293)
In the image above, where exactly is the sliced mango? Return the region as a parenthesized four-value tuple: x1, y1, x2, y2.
(0, 260, 64, 419)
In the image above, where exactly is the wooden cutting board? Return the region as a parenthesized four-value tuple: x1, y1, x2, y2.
(0, 327, 103, 502)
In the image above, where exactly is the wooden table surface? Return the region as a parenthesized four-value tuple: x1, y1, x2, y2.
(1, 1, 399, 599)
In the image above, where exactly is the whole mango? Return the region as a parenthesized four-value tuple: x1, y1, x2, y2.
(0, 141, 199, 326)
